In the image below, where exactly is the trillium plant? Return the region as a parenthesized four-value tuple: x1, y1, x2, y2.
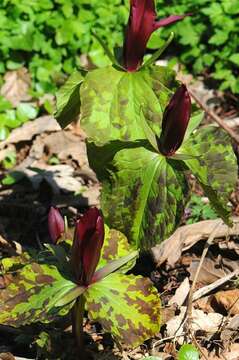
(0, 0, 237, 353)
(56, 0, 237, 249)
(0, 207, 161, 351)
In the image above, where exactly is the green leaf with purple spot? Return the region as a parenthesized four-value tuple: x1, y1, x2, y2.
(88, 142, 188, 249)
(97, 224, 136, 272)
(0, 261, 76, 326)
(80, 65, 177, 145)
(181, 125, 237, 224)
(85, 273, 161, 348)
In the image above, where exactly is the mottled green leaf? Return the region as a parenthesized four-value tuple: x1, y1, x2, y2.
(81, 65, 177, 145)
(181, 126, 237, 224)
(0, 262, 76, 326)
(88, 142, 188, 249)
(55, 70, 85, 128)
(97, 224, 136, 272)
(93, 251, 138, 283)
(1, 252, 31, 272)
(184, 111, 204, 141)
(85, 273, 161, 348)
(55, 285, 86, 307)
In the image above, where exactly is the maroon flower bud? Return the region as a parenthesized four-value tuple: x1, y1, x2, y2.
(48, 207, 65, 243)
(157, 84, 191, 156)
(123, 0, 188, 72)
(71, 208, 104, 286)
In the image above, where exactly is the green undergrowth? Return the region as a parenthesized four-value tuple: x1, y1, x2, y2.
(0, 0, 238, 95)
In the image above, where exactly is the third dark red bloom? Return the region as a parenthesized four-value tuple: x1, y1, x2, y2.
(123, 0, 188, 72)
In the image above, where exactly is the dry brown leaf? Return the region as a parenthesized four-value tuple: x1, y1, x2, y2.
(0, 68, 31, 106)
(213, 289, 239, 315)
(151, 218, 239, 267)
(168, 277, 190, 306)
(189, 258, 227, 286)
(163, 342, 177, 358)
(0, 116, 60, 148)
(17, 161, 100, 204)
(42, 131, 86, 166)
(222, 343, 239, 360)
(22, 163, 84, 193)
(161, 304, 177, 325)
(218, 238, 239, 255)
(150, 352, 171, 360)
(166, 306, 225, 341)
(221, 314, 239, 341)
(194, 296, 215, 313)
(0, 233, 22, 256)
(199, 349, 220, 360)
(0, 353, 15, 360)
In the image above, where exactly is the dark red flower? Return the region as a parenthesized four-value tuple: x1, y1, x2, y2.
(48, 207, 65, 243)
(71, 208, 104, 286)
(123, 0, 188, 72)
(157, 84, 191, 156)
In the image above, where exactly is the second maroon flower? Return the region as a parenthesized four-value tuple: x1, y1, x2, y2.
(71, 207, 105, 286)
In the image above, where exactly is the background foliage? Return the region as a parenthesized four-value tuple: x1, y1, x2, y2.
(0, 0, 238, 95)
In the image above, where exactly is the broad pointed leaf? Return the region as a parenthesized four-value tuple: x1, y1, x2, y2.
(184, 111, 204, 141)
(55, 285, 86, 307)
(181, 126, 237, 224)
(88, 142, 188, 249)
(55, 70, 85, 128)
(0, 262, 76, 326)
(85, 273, 161, 348)
(80, 65, 177, 145)
(97, 224, 136, 272)
(93, 251, 138, 283)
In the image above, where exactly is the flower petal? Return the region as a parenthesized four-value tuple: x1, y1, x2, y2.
(48, 207, 64, 243)
(157, 84, 191, 156)
(71, 208, 104, 285)
(154, 14, 189, 29)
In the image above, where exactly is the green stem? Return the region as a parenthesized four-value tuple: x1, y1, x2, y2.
(142, 32, 174, 69)
(72, 295, 86, 357)
(91, 31, 124, 70)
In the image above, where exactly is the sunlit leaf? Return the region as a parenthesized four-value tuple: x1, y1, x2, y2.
(81, 65, 177, 145)
(85, 273, 161, 348)
(181, 126, 237, 224)
(0, 262, 76, 326)
(55, 70, 86, 128)
(97, 224, 136, 272)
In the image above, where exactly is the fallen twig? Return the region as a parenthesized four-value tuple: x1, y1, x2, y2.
(193, 269, 239, 302)
(187, 220, 222, 327)
(186, 220, 222, 360)
(152, 332, 186, 353)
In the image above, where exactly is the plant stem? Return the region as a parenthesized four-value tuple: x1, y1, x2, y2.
(72, 295, 86, 357)
(142, 32, 174, 69)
